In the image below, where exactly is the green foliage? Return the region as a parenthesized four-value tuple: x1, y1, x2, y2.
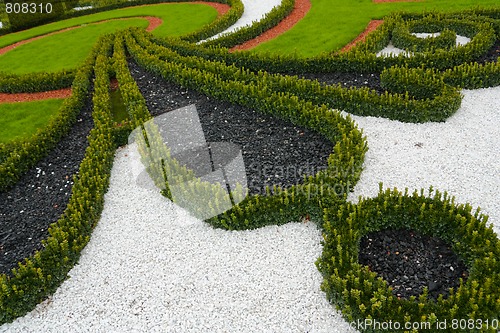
(203, 0, 295, 49)
(128, 28, 463, 123)
(0, 71, 75, 93)
(0, 41, 96, 191)
(1, 2, 499, 328)
(5, 0, 65, 31)
(316, 186, 500, 332)
(0, 34, 116, 324)
(0, 99, 65, 144)
(123, 28, 367, 228)
(181, 0, 244, 43)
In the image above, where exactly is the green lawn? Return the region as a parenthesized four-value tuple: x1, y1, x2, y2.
(0, 98, 65, 143)
(0, 2, 218, 48)
(250, 0, 500, 57)
(0, 19, 149, 74)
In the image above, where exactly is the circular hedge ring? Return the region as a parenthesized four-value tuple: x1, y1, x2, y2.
(317, 186, 500, 333)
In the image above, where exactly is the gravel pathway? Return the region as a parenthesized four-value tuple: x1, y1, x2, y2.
(0, 142, 357, 333)
(1, 0, 499, 330)
(202, 0, 282, 41)
(346, 86, 500, 236)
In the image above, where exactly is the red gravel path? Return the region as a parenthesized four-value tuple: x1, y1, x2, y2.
(340, 19, 384, 53)
(229, 0, 311, 52)
(0, 89, 72, 103)
(0, 16, 162, 56)
(0, 2, 230, 103)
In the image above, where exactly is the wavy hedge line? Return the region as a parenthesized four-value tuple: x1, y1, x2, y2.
(202, 0, 295, 48)
(129, 28, 463, 123)
(0, 58, 93, 191)
(317, 186, 500, 333)
(0, 0, 243, 37)
(0, 0, 242, 191)
(1, 4, 499, 329)
(123, 28, 367, 226)
(0, 71, 75, 93)
(147, 9, 500, 75)
(0, 34, 116, 323)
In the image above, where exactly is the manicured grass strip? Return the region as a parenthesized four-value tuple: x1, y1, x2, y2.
(0, 3, 218, 48)
(0, 98, 65, 143)
(0, 19, 149, 74)
(251, 0, 500, 57)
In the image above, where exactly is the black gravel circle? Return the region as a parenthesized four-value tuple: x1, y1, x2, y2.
(128, 61, 334, 196)
(359, 228, 469, 301)
(0, 95, 93, 276)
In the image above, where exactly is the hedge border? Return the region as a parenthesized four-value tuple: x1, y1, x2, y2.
(124, 28, 367, 226)
(202, 0, 295, 49)
(146, 9, 500, 76)
(317, 186, 500, 333)
(129, 28, 463, 123)
(0, 33, 117, 323)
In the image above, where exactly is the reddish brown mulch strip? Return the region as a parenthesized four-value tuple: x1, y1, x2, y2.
(191, 1, 231, 17)
(110, 78, 120, 91)
(0, 89, 72, 103)
(0, 16, 163, 56)
(0, 2, 227, 104)
(340, 19, 384, 53)
(229, 0, 311, 52)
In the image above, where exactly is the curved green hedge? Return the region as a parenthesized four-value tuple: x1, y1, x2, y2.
(0, 70, 75, 93)
(202, 0, 295, 48)
(129, 28, 463, 123)
(0, 34, 115, 323)
(1, 3, 499, 329)
(317, 186, 500, 333)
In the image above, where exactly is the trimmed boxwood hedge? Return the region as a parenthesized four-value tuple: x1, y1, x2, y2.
(1, 3, 499, 329)
(317, 186, 500, 333)
(127, 28, 463, 123)
(0, 71, 75, 93)
(0, 34, 116, 323)
(2, 0, 244, 37)
(202, 0, 295, 49)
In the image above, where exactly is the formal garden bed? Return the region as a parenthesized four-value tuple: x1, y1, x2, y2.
(0, 0, 499, 331)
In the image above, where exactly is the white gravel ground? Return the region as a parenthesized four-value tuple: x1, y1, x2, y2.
(2, 87, 498, 333)
(1, 3, 499, 330)
(0, 143, 357, 333)
(377, 34, 471, 57)
(201, 0, 282, 41)
(346, 86, 500, 236)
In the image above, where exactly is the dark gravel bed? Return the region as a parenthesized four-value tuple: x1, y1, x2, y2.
(128, 61, 334, 196)
(0, 95, 93, 276)
(359, 228, 468, 301)
(477, 38, 500, 64)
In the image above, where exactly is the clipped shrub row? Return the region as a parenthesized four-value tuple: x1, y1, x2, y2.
(202, 0, 295, 49)
(128, 28, 463, 122)
(392, 26, 457, 52)
(125, 27, 500, 330)
(0, 34, 117, 324)
(0, 0, 242, 38)
(5, 0, 67, 31)
(317, 186, 500, 332)
(147, 9, 499, 76)
(0, 70, 75, 93)
(180, 0, 244, 43)
(123, 29, 367, 224)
